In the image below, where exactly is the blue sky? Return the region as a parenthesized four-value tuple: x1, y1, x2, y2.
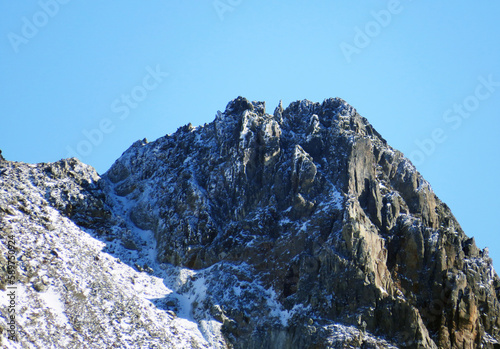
(1, 1, 499, 268)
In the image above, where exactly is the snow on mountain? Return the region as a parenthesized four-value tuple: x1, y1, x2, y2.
(1, 97, 499, 348)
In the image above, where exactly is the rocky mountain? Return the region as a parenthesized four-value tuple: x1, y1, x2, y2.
(1, 97, 499, 348)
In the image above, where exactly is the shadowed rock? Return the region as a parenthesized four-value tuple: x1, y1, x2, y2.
(102, 97, 500, 348)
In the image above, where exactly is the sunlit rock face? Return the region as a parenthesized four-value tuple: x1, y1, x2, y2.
(104, 97, 500, 348)
(1, 97, 499, 348)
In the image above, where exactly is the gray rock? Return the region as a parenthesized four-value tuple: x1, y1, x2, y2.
(1, 97, 498, 349)
(102, 97, 499, 348)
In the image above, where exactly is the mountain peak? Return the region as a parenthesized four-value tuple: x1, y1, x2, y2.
(101, 97, 499, 348)
(1, 98, 499, 348)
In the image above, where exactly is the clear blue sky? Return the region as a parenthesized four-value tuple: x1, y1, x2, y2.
(1, 1, 499, 268)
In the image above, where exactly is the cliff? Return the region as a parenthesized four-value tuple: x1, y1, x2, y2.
(1, 97, 498, 348)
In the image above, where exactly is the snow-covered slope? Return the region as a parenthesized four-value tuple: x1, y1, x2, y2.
(0, 160, 218, 348)
(1, 97, 499, 348)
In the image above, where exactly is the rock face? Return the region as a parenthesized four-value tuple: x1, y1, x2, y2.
(1, 97, 499, 348)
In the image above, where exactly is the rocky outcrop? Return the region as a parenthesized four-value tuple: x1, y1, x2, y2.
(0, 158, 219, 348)
(102, 97, 499, 348)
(1, 97, 498, 348)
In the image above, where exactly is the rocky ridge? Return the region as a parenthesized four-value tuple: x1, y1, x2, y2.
(0, 97, 499, 348)
(0, 158, 224, 348)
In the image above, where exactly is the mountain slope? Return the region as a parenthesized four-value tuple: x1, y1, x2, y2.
(1, 97, 499, 348)
(0, 159, 220, 348)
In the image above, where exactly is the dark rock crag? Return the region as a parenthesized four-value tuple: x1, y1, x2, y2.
(1, 97, 498, 348)
(102, 97, 500, 348)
